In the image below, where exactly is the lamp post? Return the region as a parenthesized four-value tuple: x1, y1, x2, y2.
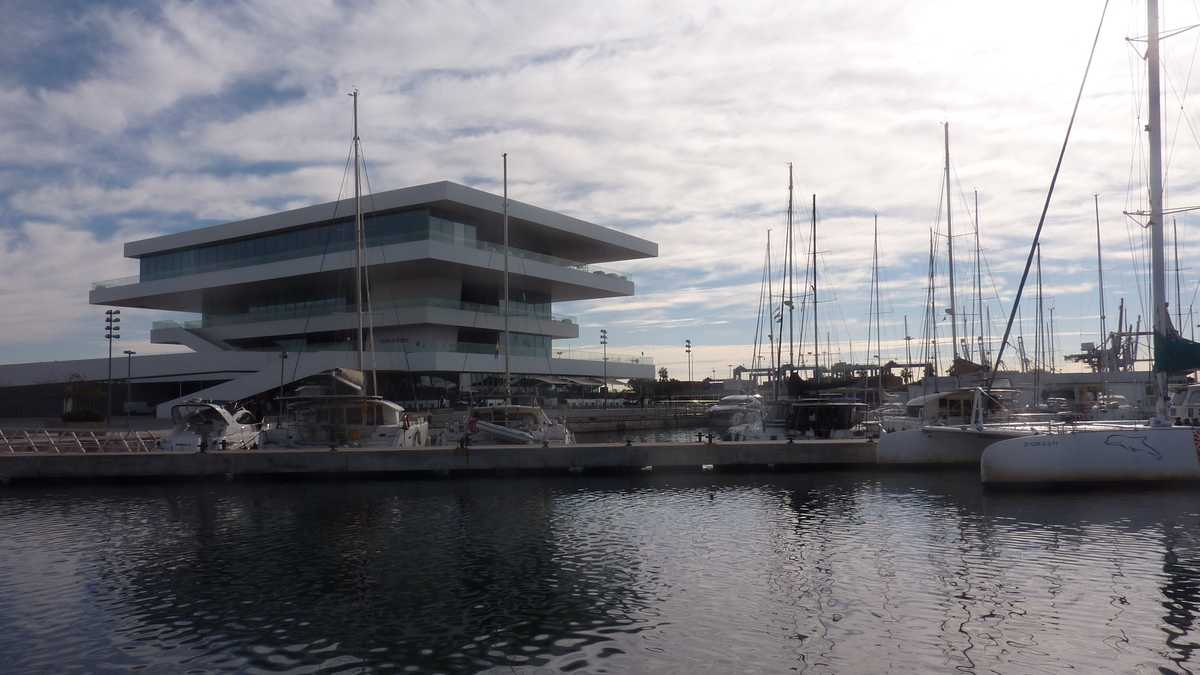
(684, 339, 692, 382)
(600, 329, 608, 409)
(123, 350, 135, 429)
(104, 310, 120, 427)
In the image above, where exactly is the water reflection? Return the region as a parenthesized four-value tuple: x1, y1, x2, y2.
(2, 473, 1200, 672)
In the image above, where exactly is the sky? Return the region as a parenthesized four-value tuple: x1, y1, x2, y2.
(2, 0, 1199, 379)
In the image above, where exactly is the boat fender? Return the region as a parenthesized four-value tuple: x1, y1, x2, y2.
(467, 416, 478, 434)
(402, 414, 411, 430)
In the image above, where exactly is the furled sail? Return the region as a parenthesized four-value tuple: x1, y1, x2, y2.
(1153, 315, 1200, 373)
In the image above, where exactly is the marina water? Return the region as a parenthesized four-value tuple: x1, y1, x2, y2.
(3, 471, 1200, 672)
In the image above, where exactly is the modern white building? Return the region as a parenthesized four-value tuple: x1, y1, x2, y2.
(0, 181, 657, 418)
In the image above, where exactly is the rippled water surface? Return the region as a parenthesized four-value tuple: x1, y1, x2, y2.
(4, 471, 1200, 673)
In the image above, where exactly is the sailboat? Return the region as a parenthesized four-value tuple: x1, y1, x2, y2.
(266, 91, 429, 449)
(763, 182, 867, 439)
(877, 125, 1044, 463)
(450, 154, 574, 446)
(982, 0, 1200, 483)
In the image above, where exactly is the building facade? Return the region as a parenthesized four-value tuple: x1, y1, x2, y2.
(0, 181, 657, 418)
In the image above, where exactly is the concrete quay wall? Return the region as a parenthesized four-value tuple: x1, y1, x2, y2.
(0, 440, 877, 482)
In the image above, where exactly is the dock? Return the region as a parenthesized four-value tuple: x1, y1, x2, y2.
(0, 439, 877, 482)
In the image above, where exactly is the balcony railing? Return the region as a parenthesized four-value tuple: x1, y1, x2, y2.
(93, 233, 632, 290)
(152, 299, 576, 331)
(232, 341, 654, 365)
(91, 275, 140, 290)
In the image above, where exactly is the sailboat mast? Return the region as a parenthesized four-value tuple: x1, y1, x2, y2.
(928, 228, 939, 378)
(777, 166, 791, 379)
(974, 189, 983, 364)
(1036, 243, 1044, 374)
(944, 123, 959, 362)
(1094, 194, 1108, 393)
(873, 214, 882, 408)
(502, 153, 512, 406)
(787, 163, 795, 370)
(351, 89, 365, 382)
(812, 194, 819, 384)
(1147, 0, 1169, 420)
(1174, 217, 1182, 328)
(985, 305, 991, 367)
(767, 230, 777, 399)
(1049, 306, 1057, 373)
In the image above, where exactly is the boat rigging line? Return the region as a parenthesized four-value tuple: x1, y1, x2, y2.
(986, 0, 1110, 390)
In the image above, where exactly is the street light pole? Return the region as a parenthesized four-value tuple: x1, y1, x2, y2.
(104, 310, 120, 428)
(123, 350, 135, 430)
(684, 339, 692, 382)
(600, 329, 608, 409)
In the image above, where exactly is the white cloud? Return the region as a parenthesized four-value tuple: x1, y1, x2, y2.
(1, 0, 1196, 372)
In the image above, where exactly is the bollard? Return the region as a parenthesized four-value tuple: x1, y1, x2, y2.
(626, 439, 633, 447)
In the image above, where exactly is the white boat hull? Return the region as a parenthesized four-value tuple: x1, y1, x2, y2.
(878, 426, 1032, 464)
(981, 426, 1200, 484)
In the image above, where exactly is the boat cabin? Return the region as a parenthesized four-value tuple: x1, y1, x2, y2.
(772, 398, 867, 438)
(286, 395, 407, 426)
(901, 388, 1016, 425)
(470, 405, 554, 431)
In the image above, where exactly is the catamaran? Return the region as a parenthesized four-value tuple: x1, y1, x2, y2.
(982, 0, 1200, 483)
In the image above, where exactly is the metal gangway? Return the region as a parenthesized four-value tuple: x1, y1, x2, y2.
(0, 428, 163, 454)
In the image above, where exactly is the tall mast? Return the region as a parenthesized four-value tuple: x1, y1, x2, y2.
(1147, 0, 1169, 421)
(1094, 194, 1108, 394)
(928, 228, 939, 378)
(752, 230, 771, 389)
(787, 163, 795, 370)
(811, 194, 819, 384)
(777, 166, 792, 379)
(873, 213, 882, 408)
(944, 122, 959, 362)
(1036, 243, 1044, 370)
(351, 89, 365, 383)
(974, 189, 983, 364)
(985, 305, 991, 367)
(502, 153, 511, 406)
(1049, 306, 1057, 373)
(1174, 217, 1182, 328)
(767, 230, 777, 399)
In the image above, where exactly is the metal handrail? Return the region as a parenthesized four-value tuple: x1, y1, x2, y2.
(152, 299, 577, 330)
(0, 429, 163, 454)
